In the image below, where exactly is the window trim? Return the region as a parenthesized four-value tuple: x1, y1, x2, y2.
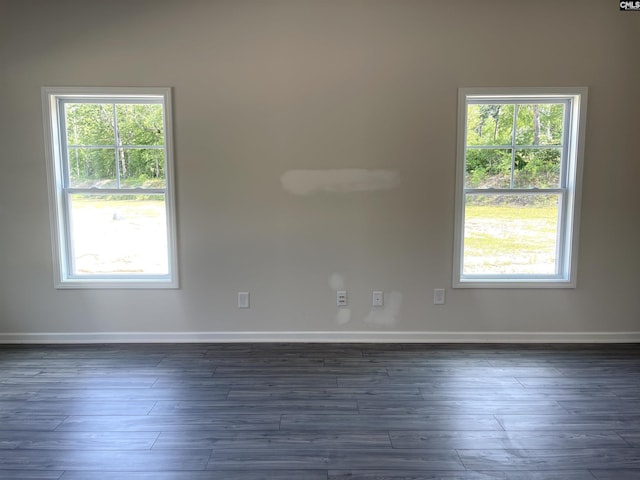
(42, 86, 179, 289)
(453, 87, 588, 289)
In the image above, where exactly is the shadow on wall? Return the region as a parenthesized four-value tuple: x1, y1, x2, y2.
(2, 0, 190, 68)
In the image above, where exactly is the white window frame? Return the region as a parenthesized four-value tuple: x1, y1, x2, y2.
(42, 86, 179, 289)
(453, 87, 588, 288)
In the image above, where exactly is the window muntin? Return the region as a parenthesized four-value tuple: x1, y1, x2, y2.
(454, 88, 587, 288)
(42, 87, 178, 288)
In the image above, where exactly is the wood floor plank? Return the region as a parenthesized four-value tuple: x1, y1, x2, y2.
(280, 414, 504, 431)
(0, 378, 158, 388)
(149, 399, 358, 415)
(34, 368, 215, 377)
(59, 471, 328, 480)
(386, 366, 561, 377)
(590, 470, 640, 479)
(207, 448, 464, 470)
(419, 387, 616, 402)
(0, 400, 155, 416)
(328, 470, 597, 479)
(0, 431, 159, 450)
(0, 415, 66, 431)
(458, 448, 640, 470)
(0, 449, 212, 471)
(358, 399, 567, 415)
(556, 366, 640, 376)
(557, 399, 640, 414)
(56, 414, 281, 432)
(0, 471, 64, 480)
(226, 387, 423, 401)
(618, 432, 640, 446)
(26, 387, 230, 402)
(325, 358, 494, 367)
(389, 431, 630, 450)
(516, 376, 640, 388)
(337, 375, 523, 388)
(496, 415, 640, 431)
(214, 366, 388, 375)
(153, 431, 391, 449)
(152, 375, 339, 388)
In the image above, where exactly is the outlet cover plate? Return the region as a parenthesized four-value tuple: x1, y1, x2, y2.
(373, 291, 384, 307)
(434, 288, 445, 305)
(337, 290, 347, 307)
(238, 292, 250, 308)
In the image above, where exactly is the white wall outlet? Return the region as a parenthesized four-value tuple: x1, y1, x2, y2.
(337, 290, 347, 307)
(434, 288, 445, 305)
(238, 292, 250, 308)
(372, 291, 384, 307)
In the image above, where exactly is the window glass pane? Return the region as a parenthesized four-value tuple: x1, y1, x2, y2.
(67, 148, 117, 188)
(466, 104, 514, 146)
(68, 194, 168, 275)
(516, 104, 564, 146)
(463, 193, 560, 275)
(465, 149, 512, 188)
(513, 148, 562, 188)
(118, 149, 166, 188)
(115, 104, 164, 146)
(64, 103, 115, 145)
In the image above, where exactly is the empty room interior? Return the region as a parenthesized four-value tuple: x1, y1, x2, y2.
(1, 0, 639, 478)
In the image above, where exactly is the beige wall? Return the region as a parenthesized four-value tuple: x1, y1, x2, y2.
(1, 0, 638, 340)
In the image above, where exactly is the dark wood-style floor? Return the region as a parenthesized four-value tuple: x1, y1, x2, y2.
(1, 343, 640, 479)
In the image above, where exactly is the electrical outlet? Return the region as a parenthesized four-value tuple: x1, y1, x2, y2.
(238, 292, 250, 308)
(337, 290, 347, 307)
(434, 288, 445, 305)
(372, 291, 384, 307)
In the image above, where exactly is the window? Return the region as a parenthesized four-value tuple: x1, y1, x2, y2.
(42, 87, 178, 288)
(453, 88, 587, 288)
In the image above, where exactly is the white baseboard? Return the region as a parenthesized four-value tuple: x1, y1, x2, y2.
(1, 331, 639, 344)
